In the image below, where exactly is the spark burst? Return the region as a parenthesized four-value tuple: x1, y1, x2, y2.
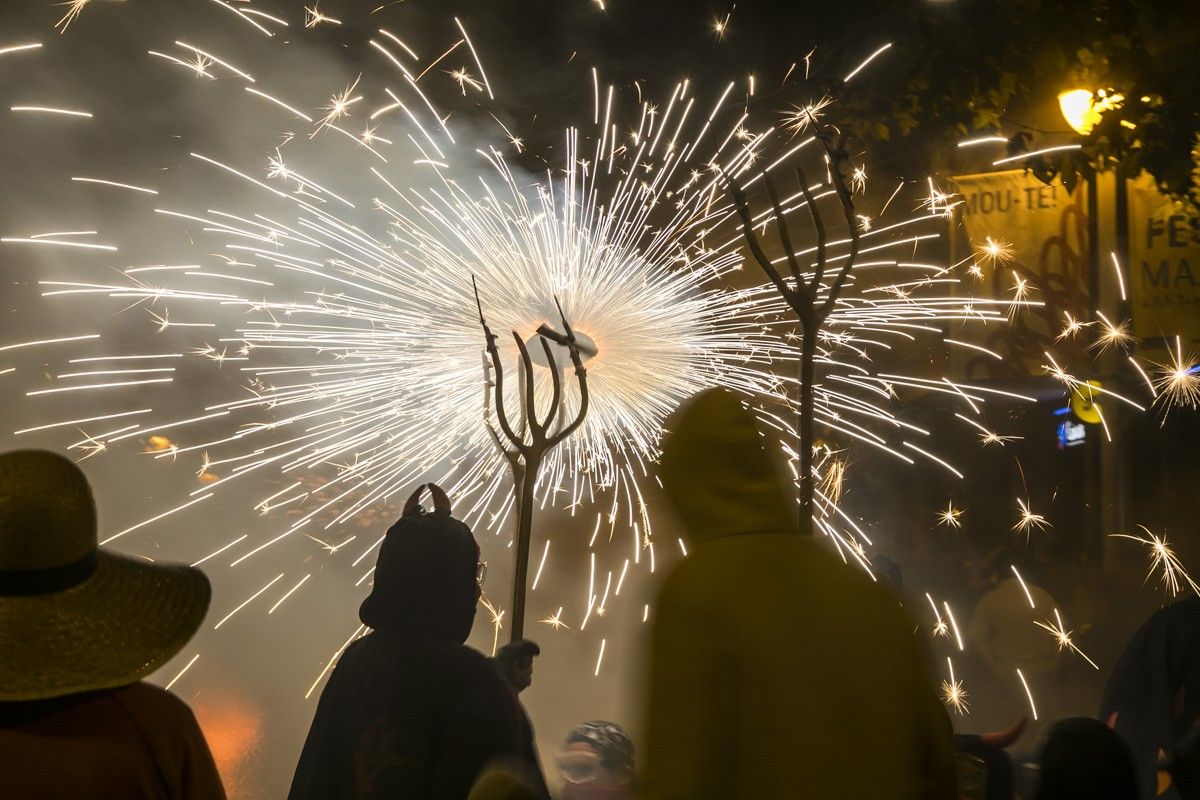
(55, 0, 93, 33)
(1091, 311, 1134, 353)
(304, 3, 341, 28)
(941, 657, 969, 715)
(1034, 608, 1099, 670)
(3, 3, 1093, 700)
(1110, 526, 1200, 597)
(1012, 498, 1050, 536)
(976, 235, 1013, 265)
(16, 35, 1011, 571)
(937, 500, 963, 529)
(1151, 337, 1200, 414)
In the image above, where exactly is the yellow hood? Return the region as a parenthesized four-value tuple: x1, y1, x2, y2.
(659, 388, 795, 544)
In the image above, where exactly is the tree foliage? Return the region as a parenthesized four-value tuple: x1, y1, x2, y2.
(821, 1, 1200, 200)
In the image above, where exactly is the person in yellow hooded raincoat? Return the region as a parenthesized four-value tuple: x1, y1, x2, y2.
(640, 388, 958, 799)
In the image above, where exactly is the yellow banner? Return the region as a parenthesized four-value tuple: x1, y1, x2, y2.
(950, 170, 1091, 377)
(1127, 172, 1200, 343)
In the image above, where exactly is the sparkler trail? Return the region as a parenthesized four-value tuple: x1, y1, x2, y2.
(943, 601, 964, 651)
(0, 42, 43, 57)
(9, 105, 93, 118)
(164, 654, 200, 691)
(305, 624, 366, 700)
(213, 573, 285, 629)
(1017, 668, 1038, 720)
(1011, 566, 1037, 609)
(11, 24, 1003, 572)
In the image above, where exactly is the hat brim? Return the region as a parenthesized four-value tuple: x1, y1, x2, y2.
(0, 551, 210, 701)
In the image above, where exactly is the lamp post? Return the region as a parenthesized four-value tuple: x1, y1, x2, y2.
(1055, 87, 1131, 567)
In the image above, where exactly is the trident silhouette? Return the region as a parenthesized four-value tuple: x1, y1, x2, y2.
(474, 278, 589, 642)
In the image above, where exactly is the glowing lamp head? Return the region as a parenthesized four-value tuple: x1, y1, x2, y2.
(1058, 88, 1124, 135)
(1058, 89, 1095, 134)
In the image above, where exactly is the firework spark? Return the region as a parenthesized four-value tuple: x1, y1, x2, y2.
(304, 3, 341, 28)
(1151, 337, 1200, 414)
(1007, 270, 1032, 320)
(3, 3, 1070, 702)
(1091, 311, 1135, 353)
(976, 235, 1013, 265)
(55, 0, 95, 34)
(937, 500, 963, 529)
(1012, 498, 1050, 536)
(541, 606, 569, 630)
(941, 657, 970, 715)
(1110, 526, 1200, 596)
(312, 75, 363, 135)
(782, 95, 833, 135)
(1034, 608, 1099, 670)
(1017, 668, 1038, 720)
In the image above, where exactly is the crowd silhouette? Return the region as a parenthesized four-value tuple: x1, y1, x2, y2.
(2, 390, 1198, 798)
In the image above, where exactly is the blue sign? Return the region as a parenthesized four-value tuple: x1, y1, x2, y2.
(1057, 419, 1086, 449)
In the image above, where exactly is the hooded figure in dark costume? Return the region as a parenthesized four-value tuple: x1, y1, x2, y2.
(288, 484, 547, 800)
(1101, 595, 1200, 800)
(1033, 717, 1138, 800)
(640, 389, 958, 799)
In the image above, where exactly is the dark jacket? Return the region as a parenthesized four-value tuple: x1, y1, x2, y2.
(289, 501, 546, 800)
(1101, 595, 1200, 800)
(289, 631, 545, 800)
(0, 681, 226, 799)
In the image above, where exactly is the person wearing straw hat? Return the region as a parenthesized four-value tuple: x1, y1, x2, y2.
(0, 450, 225, 798)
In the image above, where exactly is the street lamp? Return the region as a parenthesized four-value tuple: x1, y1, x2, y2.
(1057, 88, 1124, 135)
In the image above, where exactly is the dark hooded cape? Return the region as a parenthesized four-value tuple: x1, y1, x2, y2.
(1101, 595, 1200, 800)
(1034, 717, 1138, 800)
(288, 507, 546, 800)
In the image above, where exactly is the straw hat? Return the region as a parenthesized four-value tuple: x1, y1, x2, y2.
(0, 450, 210, 701)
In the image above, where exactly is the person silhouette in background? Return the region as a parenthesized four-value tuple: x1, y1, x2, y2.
(640, 389, 958, 799)
(953, 717, 1028, 800)
(289, 483, 547, 800)
(1033, 716, 1138, 800)
(969, 554, 1060, 688)
(556, 720, 635, 800)
(0, 450, 225, 799)
(1101, 595, 1200, 800)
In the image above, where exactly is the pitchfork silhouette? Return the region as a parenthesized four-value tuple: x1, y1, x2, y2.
(474, 278, 589, 642)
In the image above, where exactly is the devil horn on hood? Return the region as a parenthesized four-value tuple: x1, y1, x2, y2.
(402, 483, 453, 517)
(978, 717, 1028, 749)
